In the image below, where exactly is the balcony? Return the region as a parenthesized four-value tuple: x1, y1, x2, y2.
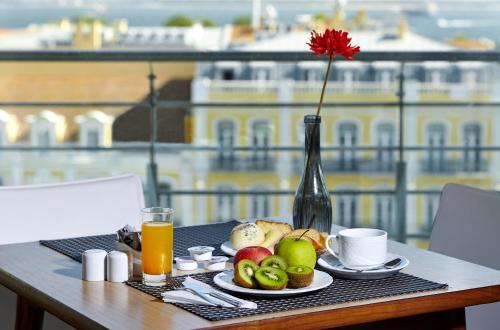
(204, 79, 492, 98)
(1, 50, 500, 244)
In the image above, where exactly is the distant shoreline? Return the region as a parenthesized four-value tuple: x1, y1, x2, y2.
(0, 2, 499, 43)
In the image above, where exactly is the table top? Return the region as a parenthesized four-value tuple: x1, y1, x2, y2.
(2, 225, 500, 330)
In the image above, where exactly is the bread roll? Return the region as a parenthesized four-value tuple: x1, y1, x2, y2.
(230, 223, 265, 250)
(255, 220, 292, 235)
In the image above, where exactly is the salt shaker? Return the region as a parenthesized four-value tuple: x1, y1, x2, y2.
(82, 249, 107, 281)
(106, 251, 129, 283)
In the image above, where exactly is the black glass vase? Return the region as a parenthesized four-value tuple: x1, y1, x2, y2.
(292, 115, 333, 233)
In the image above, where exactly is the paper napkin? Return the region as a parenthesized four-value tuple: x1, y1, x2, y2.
(161, 277, 257, 309)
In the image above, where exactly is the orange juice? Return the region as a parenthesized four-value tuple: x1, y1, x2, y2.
(141, 221, 173, 275)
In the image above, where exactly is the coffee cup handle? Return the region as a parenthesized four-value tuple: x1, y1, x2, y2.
(325, 234, 340, 258)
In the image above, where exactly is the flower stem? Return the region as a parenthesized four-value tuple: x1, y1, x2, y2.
(315, 54, 333, 116)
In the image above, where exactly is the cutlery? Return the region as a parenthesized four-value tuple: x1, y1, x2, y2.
(183, 278, 244, 308)
(169, 277, 242, 307)
(383, 258, 403, 269)
(168, 277, 224, 307)
(205, 290, 244, 308)
(333, 257, 403, 272)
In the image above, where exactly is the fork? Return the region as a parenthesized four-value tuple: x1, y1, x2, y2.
(167, 277, 242, 307)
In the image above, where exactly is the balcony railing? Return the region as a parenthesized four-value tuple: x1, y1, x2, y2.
(1, 50, 500, 244)
(419, 158, 489, 173)
(211, 156, 276, 171)
(204, 79, 492, 97)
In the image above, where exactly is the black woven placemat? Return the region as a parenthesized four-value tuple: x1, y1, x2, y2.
(40, 220, 240, 262)
(40, 221, 448, 322)
(126, 271, 447, 321)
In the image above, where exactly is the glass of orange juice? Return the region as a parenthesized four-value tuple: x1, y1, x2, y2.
(141, 207, 174, 286)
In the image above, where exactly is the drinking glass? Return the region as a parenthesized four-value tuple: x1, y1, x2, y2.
(141, 207, 174, 286)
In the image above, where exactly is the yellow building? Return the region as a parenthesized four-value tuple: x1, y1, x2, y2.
(189, 28, 497, 245)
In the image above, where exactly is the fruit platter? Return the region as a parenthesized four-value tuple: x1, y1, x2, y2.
(214, 220, 333, 296)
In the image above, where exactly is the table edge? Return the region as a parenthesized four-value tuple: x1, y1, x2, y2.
(203, 284, 500, 329)
(0, 267, 106, 329)
(3, 261, 500, 330)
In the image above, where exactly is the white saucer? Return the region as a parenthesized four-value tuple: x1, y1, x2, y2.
(317, 253, 409, 280)
(220, 241, 237, 256)
(213, 270, 333, 297)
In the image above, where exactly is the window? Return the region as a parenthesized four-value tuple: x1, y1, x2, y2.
(251, 120, 271, 162)
(158, 181, 172, 208)
(375, 195, 396, 235)
(463, 71, 477, 87)
(340, 70, 354, 83)
(296, 121, 305, 145)
(430, 71, 442, 85)
(86, 128, 100, 147)
(75, 111, 112, 147)
(31, 120, 56, 147)
(426, 123, 446, 171)
(376, 123, 395, 170)
(380, 71, 392, 87)
(338, 122, 358, 170)
(250, 62, 275, 81)
(253, 69, 271, 81)
(337, 194, 358, 228)
(425, 193, 440, 231)
(222, 69, 234, 80)
(38, 129, 51, 147)
(249, 186, 271, 218)
(0, 110, 13, 146)
(28, 111, 62, 148)
(216, 120, 236, 162)
(463, 123, 482, 171)
(305, 69, 320, 82)
(0, 121, 6, 146)
(215, 184, 236, 222)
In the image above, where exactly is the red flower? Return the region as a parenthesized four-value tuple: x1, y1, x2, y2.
(307, 29, 360, 60)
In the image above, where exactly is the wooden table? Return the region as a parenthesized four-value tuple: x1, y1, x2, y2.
(2, 226, 500, 330)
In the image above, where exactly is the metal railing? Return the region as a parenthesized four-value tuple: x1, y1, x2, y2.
(1, 50, 500, 243)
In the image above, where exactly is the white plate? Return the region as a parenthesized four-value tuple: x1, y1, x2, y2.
(220, 241, 237, 256)
(213, 269, 333, 297)
(317, 253, 409, 280)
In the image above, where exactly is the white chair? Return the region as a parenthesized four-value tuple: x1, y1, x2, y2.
(0, 174, 144, 245)
(429, 183, 500, 330)
(0, 174, 145, 329)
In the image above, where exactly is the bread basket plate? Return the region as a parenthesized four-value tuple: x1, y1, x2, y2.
(213, 269, 333, 296)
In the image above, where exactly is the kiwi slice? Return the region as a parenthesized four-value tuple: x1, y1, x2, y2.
(234, 259, 259, 289)
(255, 266, 288, 290)
(260, 255, 288, 270)
(286, 265, 314, 289)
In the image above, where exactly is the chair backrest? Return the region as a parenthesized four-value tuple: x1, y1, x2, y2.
(430, 183, 500, 330)
(0, 174, 144, 245)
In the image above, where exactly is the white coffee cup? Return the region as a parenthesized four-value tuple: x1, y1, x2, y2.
(325, 228, 387, 270)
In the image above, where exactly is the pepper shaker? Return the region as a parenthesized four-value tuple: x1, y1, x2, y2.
(106, 251, 129, 282)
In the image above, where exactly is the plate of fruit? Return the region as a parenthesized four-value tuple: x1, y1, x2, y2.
(221, 220, 329, 256)
(214, 230, 333, 296)
(213, 256, 333, 296)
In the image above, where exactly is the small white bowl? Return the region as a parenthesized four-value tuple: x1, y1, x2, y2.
(175, 256, 198, 271)
(187, 246, 215, 261)
(203, 256, 229, 271)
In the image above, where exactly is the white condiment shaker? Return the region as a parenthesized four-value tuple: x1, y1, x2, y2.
(82, 249, 107, 281)
(106, 251, 129, 283)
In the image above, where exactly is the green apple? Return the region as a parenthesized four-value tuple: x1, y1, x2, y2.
(276, 237, 316, 269)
